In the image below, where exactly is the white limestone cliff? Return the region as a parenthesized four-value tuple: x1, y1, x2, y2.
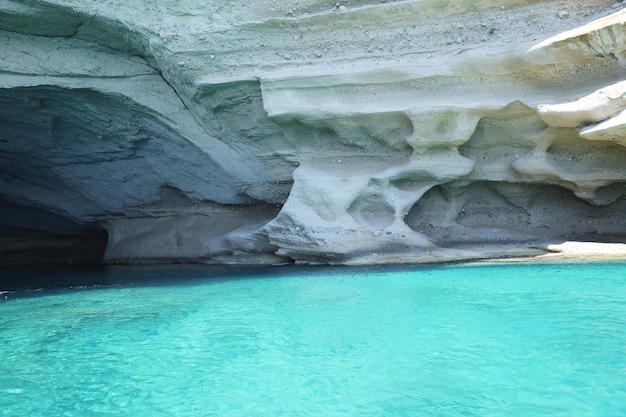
(1, 0, 626, 265)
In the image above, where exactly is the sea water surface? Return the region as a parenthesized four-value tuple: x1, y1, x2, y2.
(1, 261, 625, 416)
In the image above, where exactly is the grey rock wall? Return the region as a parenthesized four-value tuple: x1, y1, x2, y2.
(1, 0, 625, 265)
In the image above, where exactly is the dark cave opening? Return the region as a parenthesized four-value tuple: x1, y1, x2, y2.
(0, 198, 108, 267)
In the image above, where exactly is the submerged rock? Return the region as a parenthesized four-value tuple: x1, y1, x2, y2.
(1, 0, 626, 265)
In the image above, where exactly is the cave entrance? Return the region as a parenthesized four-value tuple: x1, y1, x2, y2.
(0, 198, 108, 268)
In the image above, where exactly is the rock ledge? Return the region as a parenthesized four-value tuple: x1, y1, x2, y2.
(1, 0, 626, 265)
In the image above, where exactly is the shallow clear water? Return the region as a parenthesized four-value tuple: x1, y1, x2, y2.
(1, 262, 626, 416)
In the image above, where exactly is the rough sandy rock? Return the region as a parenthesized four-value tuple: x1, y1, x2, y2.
(1, 0, 626, 265)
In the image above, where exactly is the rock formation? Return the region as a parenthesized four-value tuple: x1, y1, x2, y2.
(1, 0, 626, 265)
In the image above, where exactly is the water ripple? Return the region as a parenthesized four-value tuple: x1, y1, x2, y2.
(1, 262, 626, 416)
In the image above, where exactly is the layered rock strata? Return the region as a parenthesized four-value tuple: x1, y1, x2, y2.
(1, 0, 626, 265)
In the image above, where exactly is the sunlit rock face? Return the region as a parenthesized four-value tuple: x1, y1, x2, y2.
(1, 0, 626, 265)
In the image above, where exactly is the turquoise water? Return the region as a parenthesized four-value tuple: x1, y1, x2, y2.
(1, 262, 626, 416)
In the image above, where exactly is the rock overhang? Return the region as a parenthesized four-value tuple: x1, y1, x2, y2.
(1, 0, 626, 265)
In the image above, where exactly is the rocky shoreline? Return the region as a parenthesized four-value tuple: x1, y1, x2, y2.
(1, 0, 625, 266)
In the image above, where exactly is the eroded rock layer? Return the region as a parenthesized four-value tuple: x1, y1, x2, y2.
(1, 0, 626, 265)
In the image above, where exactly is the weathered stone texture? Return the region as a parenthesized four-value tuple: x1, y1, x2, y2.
(1, 0, 625, 264)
